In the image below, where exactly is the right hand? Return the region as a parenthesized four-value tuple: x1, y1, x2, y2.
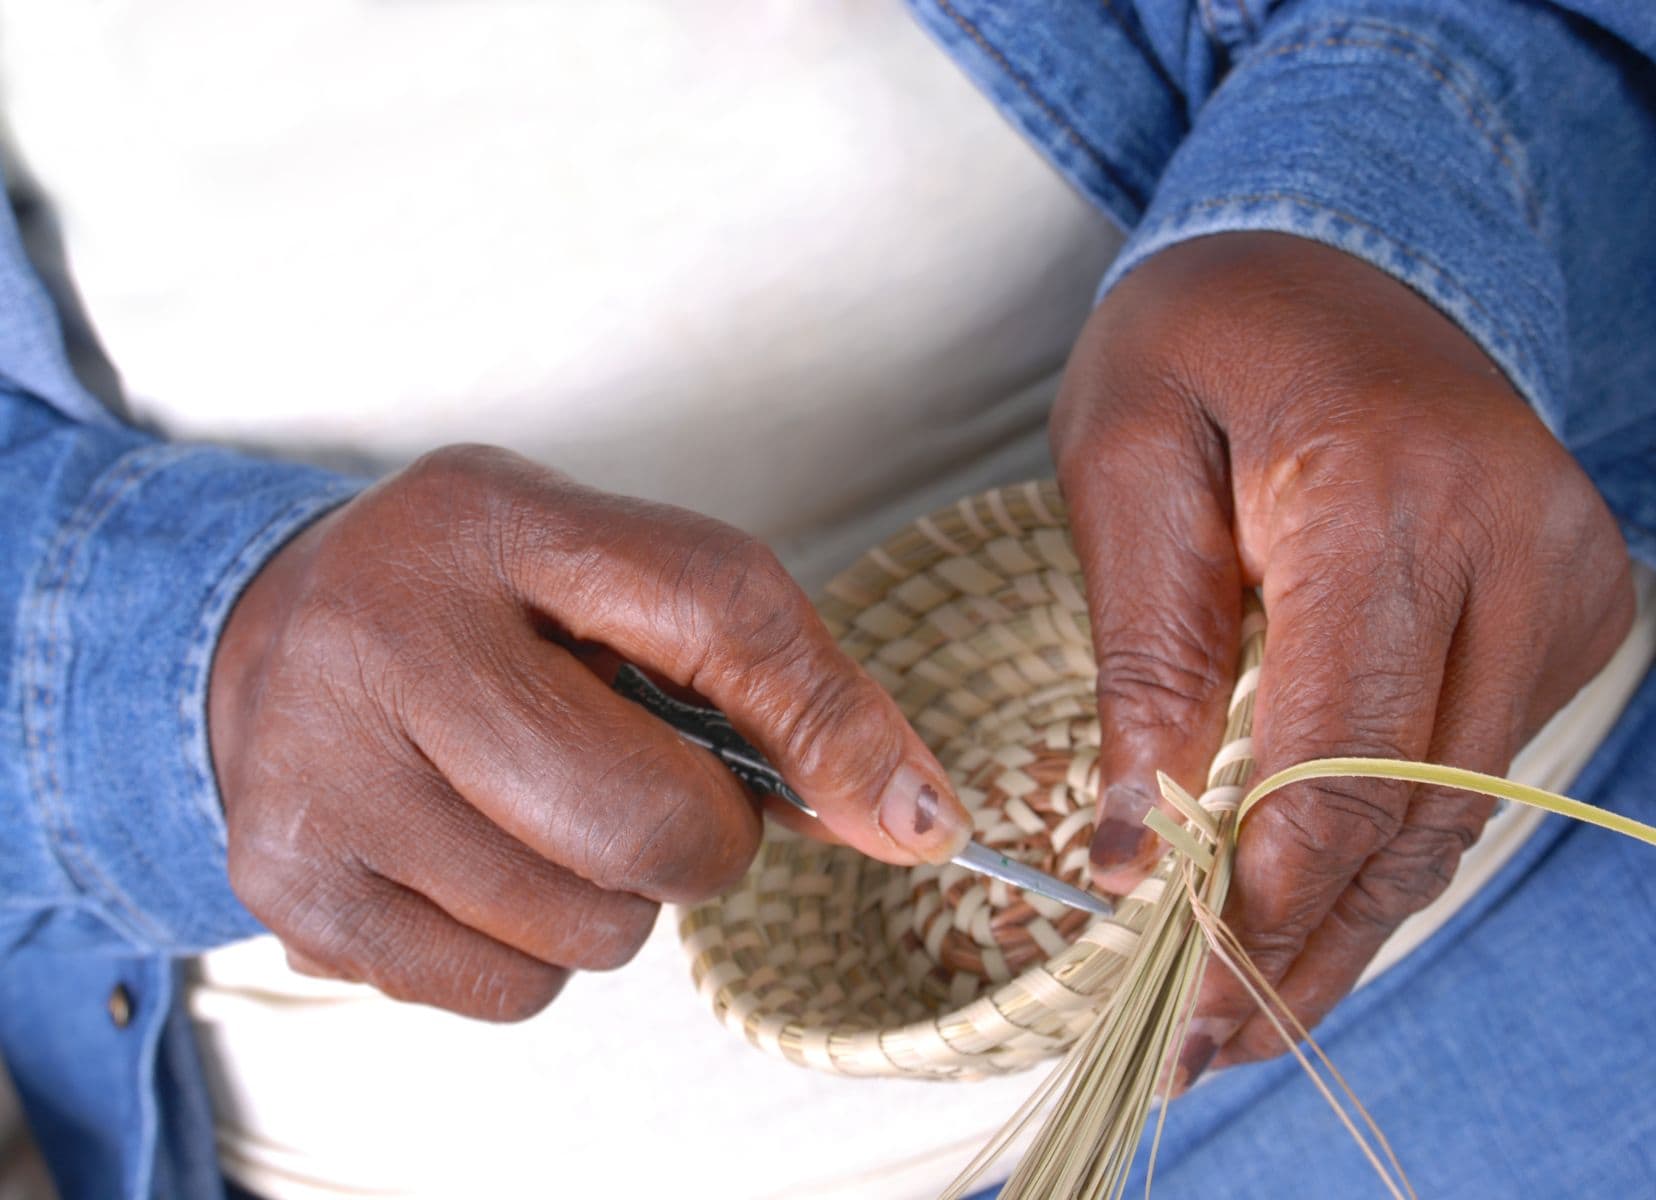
(207, 445, 970, 1020)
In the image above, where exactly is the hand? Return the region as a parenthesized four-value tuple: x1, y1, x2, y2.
(208, 445, 969, 1020)
(1051, 233, 1633, 1079)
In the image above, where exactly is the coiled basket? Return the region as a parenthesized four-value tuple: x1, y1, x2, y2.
(678, 481, 1263, 1081)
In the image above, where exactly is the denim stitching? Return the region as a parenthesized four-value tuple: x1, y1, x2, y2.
(30, 452, 174, 937)
(22, 450, 150, 892)
(1245, 24, 1536, 224)
(1128, 191, 1549, 395)
(1257, 37, 1518, 171)
(934, 0, 1140, 206)
(22, 444, 178, 942)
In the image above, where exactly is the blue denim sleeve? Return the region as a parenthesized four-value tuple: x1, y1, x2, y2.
(0, 195, 361, 958)
(911, 0, 1656, 566)
(1102, 1, 1641, 421)
(1101, 0, 1656, 561)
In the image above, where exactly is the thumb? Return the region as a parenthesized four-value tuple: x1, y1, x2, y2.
(1053, 377, 1241, 892)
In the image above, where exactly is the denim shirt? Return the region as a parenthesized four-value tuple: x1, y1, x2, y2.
(2, 3, 1653, 1197)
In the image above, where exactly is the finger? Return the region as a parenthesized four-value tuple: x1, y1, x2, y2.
(1049, 354, 1241, 893)
(284, 948, 346, 981)
(552, 642, 845, 844)
(1217, 611, 1509, 1065)
(1215, 560, 1628, 1065)
(267, 865, 570, 1022)
(1183, 517, 1462, 1078)
(480, 464, 972, 863)
(353, 767, 660, 972)
(401, 627, 764, 905)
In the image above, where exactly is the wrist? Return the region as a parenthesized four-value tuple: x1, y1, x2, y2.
(208, 507, 339, 806)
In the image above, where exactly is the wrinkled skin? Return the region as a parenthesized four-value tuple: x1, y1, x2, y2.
(212, 231, 1632, 1057)
(1054, 232, 1634, 1082)
(208, 446, 970, 1021)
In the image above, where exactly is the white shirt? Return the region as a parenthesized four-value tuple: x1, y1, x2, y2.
(0, 0, 1123, 590)
(0, 3, 1121, 1197)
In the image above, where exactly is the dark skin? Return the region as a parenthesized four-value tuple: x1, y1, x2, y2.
(1055, 232, 1633, 1079)
(207, 445, 971, 1019)
(211, 233, 1632, 1076)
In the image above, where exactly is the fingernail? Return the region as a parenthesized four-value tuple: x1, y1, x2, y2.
(1172, 1019, 1228, 1093)
(1089, 783, 1151, 871)
(879, 763, 970, 860)
(1090, 817, 1149, 871)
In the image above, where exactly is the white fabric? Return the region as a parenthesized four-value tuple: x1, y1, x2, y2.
(0, 2, 1648, 1198)
(0, 0, 1121, 590)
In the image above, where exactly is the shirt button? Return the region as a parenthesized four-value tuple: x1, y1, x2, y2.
(108, 984, 135, 1029)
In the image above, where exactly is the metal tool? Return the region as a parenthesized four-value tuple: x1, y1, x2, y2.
(613, 664, 1113, 917)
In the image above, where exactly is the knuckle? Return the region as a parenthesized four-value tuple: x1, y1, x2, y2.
(562, 893, 660, 972)
(402, 443, 518, 494)
(276, 564, 473, 729)
(1255, 777, 1406, 869)
(1338, 878, 1414, 935)
(1295, 710, 1418, 764)
(396, 444, 568, 593)
(775, 670, 905, 799)
(1261, 689, 1425, 844)
(1437, 481, 1509, 576)
(225, 851, 286, 929)
(581, 748, 760, 902)
(1049, 391, 1121, 473)
(632, 790, 760, 902)
(1234, 810, 1359, 933)
(393, 446, 504, 543)
(1050, 290, 1211, 461)
(674, 529, 810, 670)
(1232, 922, 1307, 984)
(338, 887, 436, 972)
(472, 965, 571, 1023)
(254, 869, 385, 978)
(1350, 822, 1473, 920)
(1094, 622, 1227, 729)
(1567, 568, 1638, 683)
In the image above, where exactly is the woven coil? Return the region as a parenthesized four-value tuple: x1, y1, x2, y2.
(679, 481, 1263, 1080)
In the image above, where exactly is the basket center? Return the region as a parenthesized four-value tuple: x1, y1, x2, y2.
(900, 728, 1101, 993)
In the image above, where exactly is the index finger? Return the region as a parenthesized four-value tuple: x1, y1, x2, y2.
(495, 472, 972, 865)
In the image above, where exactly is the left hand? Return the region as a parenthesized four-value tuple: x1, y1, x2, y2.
(1050, 232, 1634, 1080)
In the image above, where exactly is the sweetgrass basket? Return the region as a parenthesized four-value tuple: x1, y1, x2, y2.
(678, 481, 1262, 1081)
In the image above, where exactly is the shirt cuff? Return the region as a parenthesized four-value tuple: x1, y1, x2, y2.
(20, 439, 362, 952)
(1099, 13, 1567, 430)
